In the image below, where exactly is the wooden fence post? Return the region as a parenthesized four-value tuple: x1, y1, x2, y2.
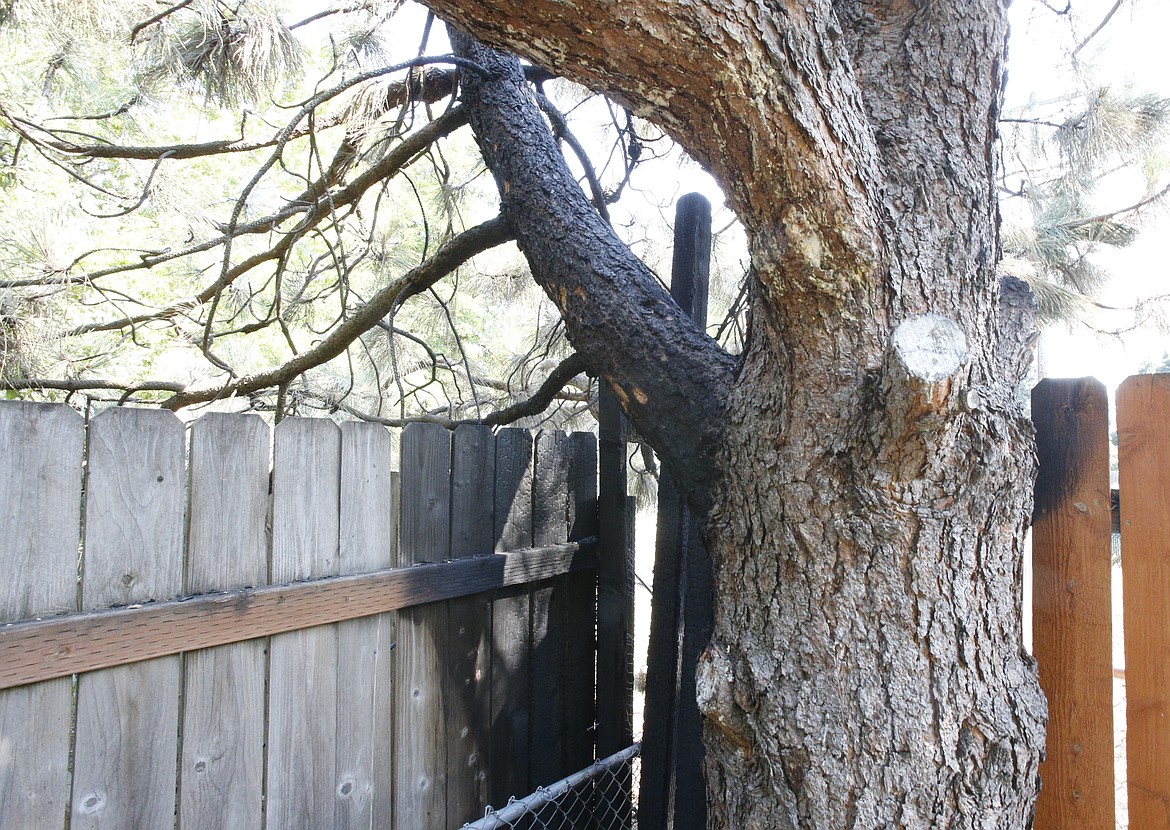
(596, 391, 634, 761)
(1031, 378, 1114, 830)
(1117, 373, 1170, 829)
(640, 192, 714, 830)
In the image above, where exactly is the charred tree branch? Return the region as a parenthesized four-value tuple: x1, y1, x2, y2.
(451, 31, 734, 516)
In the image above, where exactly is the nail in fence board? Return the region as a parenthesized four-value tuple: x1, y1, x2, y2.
(0, 403, 83, 829)
(490, 428, 535, 805)
(1117, 373, 1170, 829)
(448, 425, 495, 825)
(395, 422, 453, 830)
(1031, 379, 1114, 830)
(72, 408, 185, 829)
(180, 414, 270, 830)
(268, 417, 342, 828)
(336, 421, 397, 829)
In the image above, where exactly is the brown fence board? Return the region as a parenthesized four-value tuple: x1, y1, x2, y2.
(268, 417, 343, 829)
(72, 407, 185, 829)
(180, 413, 269, 830)
(396, 422, 453, 830)
(335, 421, 397, 829)
(1031, 378, 1114, 830)
(0, 402, 83, 830)
(447, 425, 495, 825)
(1118, 373, 1170, 829)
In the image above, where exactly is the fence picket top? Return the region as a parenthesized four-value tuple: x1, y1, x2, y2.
(495, 428, 534, 552)
(187, 413, 270, 593)
(273, 416, 342, 582)
(0, 401, 84, 621)
(83, 406, 185, 609)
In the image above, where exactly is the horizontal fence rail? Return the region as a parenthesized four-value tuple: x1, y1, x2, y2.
(0, 541, 597, 690)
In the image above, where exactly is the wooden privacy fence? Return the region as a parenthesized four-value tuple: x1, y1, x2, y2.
(0, 402, 633, 829)
(1032, 373, 1170, 830)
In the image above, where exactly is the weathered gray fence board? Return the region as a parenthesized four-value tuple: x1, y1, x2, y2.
(448, 425, 495, 825)
(395, 422, 453, 830)
(490, 428, 534, 804)
(530, 431, 570, 786)
(0, 400, 611, 830)
(268, 417, 342, 828)
(180, 414, 270, 830)
(73, 407, 185, 829)
(0, 402, 83, 829)
(335, 421, 397, 829)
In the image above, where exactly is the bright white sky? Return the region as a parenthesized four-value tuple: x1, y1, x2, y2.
(1004, 0, 1170, 386)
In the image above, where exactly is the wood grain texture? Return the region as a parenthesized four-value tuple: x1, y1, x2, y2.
(490, 428, 534, 804)
(0, 402, 83, 829)
(447, 425, 494, 825)
(395, 422, 452, 830)
(180, 414, 269, 830)
(335, 421, 396, 830)
(72, 407, 185, 830)
(268, 417, 342, 829)
(1031, 379, 1114, 830)
(1118, 373, 1170, 830)
(0, 542, 596, 689)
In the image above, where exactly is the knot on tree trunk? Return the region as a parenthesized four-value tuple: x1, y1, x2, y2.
(870, 314, 971, 485)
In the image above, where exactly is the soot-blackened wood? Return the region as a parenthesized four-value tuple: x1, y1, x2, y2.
(395, 423, 453, 830)
(530, 431, 570, 786)
(641, 194, 714, 830)
(564, 432, 599, 772)
(596, 388, 634, 762)
(1031, 379, 1114, 830)
(1117, 373, 1170, 829)
(490, 429, 535, 804)
(448, 425, 495, 825)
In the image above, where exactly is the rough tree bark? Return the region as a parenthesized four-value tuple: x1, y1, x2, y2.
(431, 2, 1047, 827)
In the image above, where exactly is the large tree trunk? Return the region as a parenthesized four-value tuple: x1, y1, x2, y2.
(435, 1, 1048, 826)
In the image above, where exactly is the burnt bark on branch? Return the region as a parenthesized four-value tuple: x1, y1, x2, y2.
(450, 32, 736, 516)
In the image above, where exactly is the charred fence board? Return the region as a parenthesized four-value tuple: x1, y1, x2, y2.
(641, 192, 714, 830)
(1031, 379, 1114, 830)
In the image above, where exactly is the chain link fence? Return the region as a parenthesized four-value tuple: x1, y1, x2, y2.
(460, 744, 640, 830)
